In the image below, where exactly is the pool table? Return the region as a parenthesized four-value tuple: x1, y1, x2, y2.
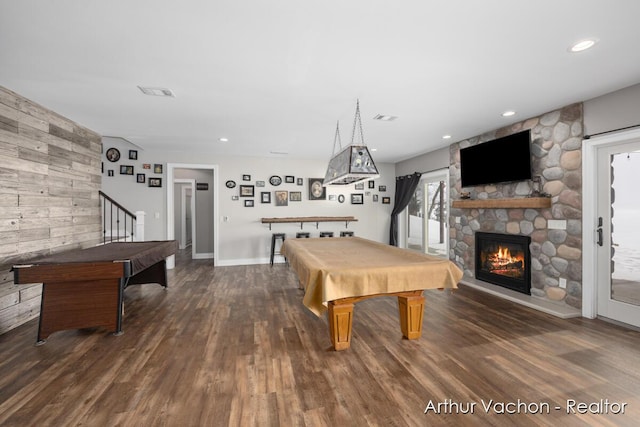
(281, 237, 463, 350)
(12, 240, 177, 344)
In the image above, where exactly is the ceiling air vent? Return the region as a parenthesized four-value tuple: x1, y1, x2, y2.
(373, 114, 398, 121)
(137, 86, 175, 97)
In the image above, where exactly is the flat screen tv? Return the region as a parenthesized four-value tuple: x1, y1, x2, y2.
(460, 129, 532, 187)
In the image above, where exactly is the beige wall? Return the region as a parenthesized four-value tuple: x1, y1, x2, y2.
(583, 83, 640, 136)
(0, 86, 102, 334)
(395, 146, 450, 177)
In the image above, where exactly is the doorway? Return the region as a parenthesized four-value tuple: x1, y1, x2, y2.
(166, 163, 218, 269)
(174, 179, 196, 256)
(583, 129, 640, 328)
(406, 169, 448, 257)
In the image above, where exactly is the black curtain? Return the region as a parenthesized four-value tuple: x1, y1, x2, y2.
(389, 172, 422, 246)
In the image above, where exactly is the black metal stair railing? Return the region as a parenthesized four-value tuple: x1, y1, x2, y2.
(99, 191, 137, 244)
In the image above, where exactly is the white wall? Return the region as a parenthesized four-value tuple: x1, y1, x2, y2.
(101, 140, 395, 265)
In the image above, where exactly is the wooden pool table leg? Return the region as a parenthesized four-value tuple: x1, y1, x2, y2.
(328, 301, 354, 351)
(398, 292, 425, 340)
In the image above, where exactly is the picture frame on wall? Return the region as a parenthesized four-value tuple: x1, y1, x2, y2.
(154, 164, 163, 174)
(285, 175, 295, 183)
(308, 178, 326, 200)
(136, 173, 145, 183)
(108, 170, 114, 177)
(120, 165, 134, 175)
(149, 178, 162, 188)
(106, 147, 120, 162)
(382, 196, 391, 204)
(289, 191, 302, 202)
(368, 180, 375, 189)
(244, 199, 254, 207)
(261, 191, 271, 203)
(256, 180, 265, 187)
(243, 174, 251, 181)
(373, 194, 379, 202)
(351, 193, 364, 204)
(129, 150, 138, 160)
(379, 185, 387, 192)
(275, 191, 288, 206)
(355, 182, 364, 190)
(143, 163, 151, 169)
(297, 178, 303, 185)
(239, 185, 255, 197)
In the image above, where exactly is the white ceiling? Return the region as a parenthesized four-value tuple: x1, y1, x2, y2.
(2, 1, 640, 163)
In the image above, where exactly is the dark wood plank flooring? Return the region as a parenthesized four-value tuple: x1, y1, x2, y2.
(0, 251, 639, 426)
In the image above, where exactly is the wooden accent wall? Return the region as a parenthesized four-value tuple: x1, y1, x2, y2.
(0, 86, 102, 334)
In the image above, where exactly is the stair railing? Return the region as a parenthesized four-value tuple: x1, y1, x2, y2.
(99, 191, 137, 244)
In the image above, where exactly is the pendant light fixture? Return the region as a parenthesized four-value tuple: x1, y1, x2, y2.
(323, 100, 379, 186)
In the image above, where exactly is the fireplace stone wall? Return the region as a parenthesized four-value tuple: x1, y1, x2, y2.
(449, 103, 583, 309)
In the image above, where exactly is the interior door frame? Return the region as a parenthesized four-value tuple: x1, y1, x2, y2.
(582, 127, 640, 319)
(166, 163, 219, 269)
(175, 179, 196, 255)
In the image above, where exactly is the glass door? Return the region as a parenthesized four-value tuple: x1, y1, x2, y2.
(407, 169, 448, 257)
(596, 140, 640, 327)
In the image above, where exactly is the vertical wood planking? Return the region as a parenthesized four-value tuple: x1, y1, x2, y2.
(0, 85, 103, 334)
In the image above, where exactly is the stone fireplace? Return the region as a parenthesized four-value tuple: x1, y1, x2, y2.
(475, 232, 531, 295)
(449, 103, 584, 311)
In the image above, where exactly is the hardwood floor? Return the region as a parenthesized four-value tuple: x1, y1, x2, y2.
(0, 252, 639, 426)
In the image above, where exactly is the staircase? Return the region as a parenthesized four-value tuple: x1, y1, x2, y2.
(99, 191, 144, 243)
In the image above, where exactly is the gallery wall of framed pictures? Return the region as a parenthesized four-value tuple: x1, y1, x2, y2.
(103, 145, 164, 188)
(223, 172, 391, 208)
(103, 143, 394, 209)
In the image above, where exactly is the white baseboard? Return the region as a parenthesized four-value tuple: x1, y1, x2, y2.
(192, 252, 214, 260)
(216, 257, 286, 267)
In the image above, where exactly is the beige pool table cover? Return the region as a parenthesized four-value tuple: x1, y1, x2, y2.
(281, 237, 464, 316)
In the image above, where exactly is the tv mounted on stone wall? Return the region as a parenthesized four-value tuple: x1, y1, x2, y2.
(460, 129, 532, 187)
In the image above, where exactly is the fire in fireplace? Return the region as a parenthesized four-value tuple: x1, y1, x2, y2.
(475, 232, 531, 295)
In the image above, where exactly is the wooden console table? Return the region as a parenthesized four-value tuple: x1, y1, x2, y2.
(452, 197, 551, 209)
(261, 216, 358, 230)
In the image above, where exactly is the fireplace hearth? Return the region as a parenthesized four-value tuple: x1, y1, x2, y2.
(475, 232, 531, 295)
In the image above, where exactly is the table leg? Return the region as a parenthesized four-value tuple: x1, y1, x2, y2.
(328, 301, 354, 351)
(398, 293, 425, 340)
(37, 279, 121, 344)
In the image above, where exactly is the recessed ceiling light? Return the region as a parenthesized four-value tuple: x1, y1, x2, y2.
(370, 148, 378, 152)
(137, 86, 175, 97)
(219, 137, 229, 142)
(442, 135, 452, 140)
(373, 114, 398, 121)
(502, 110, 516, 117)
(569, 38, 598, 52)
(269, 151, 288, 156)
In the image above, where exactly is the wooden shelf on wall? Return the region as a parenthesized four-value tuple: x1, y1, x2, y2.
(451, 197, 551, 209)
(261, 216, 358, 230)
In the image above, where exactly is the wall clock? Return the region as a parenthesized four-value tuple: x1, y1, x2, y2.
(105, 147, 120, 162)
(269, 175, 282, 186)
(225, 180, 236, 188)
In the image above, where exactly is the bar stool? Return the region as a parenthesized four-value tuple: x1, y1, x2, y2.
(340, 231, 354, 237)
(319, 231, 334, 238)
(296, 232, 310, 238)
(270, 233, 286, 266)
